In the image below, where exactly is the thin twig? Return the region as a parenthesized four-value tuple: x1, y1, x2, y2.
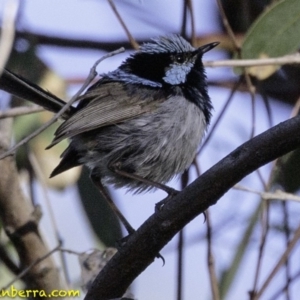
(193, 157, 201, 178)
(254, 223, 300, 299)
(261, 93, 273, 129)
(290, 96, 300, 117)
(59, 248, 82, 256)
(250, 201, 270, 300)
(281, 202, 291, 300)
(176, 230, 184, 300)
(244, 71, 256, 138)
(28, 152, 60, 243)
(194, 157, 219, 299)
(176, 171, 189, 300)
(256, 169, 267, 190)
(267, 269, 300, 300)
(108, 0, 139, 50)
(186, 0, 196, 46)
(1, 244, 61, 290)
(248, 95, 300, 298)
(0, 106, 44, 119)
(180, 1, 188, 37)
(27, 143, 36, 206)
(204, 54, 300, 68)
(216, 0, 241, 51)
(221, 0, 256, 141)
(199, 78, 242, 155)
(233, 185, 300, 203)
(75, 46, 124, 99)
(28, 151, 71, 286)
(0, 47, 125, 160)
(216, 0, 257, 125)
(206, 210, 220, 300)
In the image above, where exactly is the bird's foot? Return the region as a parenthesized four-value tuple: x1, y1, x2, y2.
(117, 231, 165, 265)
(155, 188, 180, 213)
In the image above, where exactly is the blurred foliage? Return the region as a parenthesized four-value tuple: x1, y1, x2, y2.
(223, 0, 300, 197)
(222, 0, 300, 104)
(219, 202, 262, 299)
(6, 40, 46, 83)
(1, 0, 300, 298)
(220, 0, 273, 33)
(7, 28, 122, 248)
(237, 0, 300, 79)
(271, 148, 300, 193)
(219, 1, 300, 298)
(77, 168, 122, 246)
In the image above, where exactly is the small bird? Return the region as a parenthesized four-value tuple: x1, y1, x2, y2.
(0, 35, 218, 232)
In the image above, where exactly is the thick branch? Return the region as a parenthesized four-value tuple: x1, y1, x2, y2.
(15, 30, 133, 51)
(13, 31, 300, 68)
(0, 118, 64, 296)
(85, 115, 300, 299)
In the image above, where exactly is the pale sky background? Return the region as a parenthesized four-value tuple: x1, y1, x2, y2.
(1, 1, 299, 299)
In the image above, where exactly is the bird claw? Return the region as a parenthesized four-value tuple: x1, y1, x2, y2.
(155, 188, 179, 212)
(156, 252, 165, 266)
(117, 232, 165, 265)
(116, 233, 134, 249)
(202, 211, 207, 223)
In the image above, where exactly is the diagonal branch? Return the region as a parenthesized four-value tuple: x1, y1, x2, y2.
(84, 114, 300, 299)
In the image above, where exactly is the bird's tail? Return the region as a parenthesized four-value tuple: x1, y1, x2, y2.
(0, 68, 74, 119)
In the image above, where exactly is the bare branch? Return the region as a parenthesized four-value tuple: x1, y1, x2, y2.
(268, 269, 300, 300)
(1, 245, 61, 290)
(0, 105, 43, 119)
(254, 223, 300, 299)
(84, 113, 300, 299)
(206, 210, 220, 300)
(0, 118, 64, 292)
(281, 202, 292, 299)
(108, 0, 139, 50)
(186, 0, 196, 46)
(0, 47, 125, 160)
(28, 151, 71, 285)
(234, 185, 300, 203)
(199, 78, 241, 155)
(216, 0, 241, 51)
(204, 54, 300, 68)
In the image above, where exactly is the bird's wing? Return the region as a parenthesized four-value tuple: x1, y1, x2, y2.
(48, 81, 163, 147)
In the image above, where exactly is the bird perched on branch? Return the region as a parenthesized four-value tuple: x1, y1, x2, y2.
(0, 35, 218, 233)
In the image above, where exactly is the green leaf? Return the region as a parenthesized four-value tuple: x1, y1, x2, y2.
(77, 168, 122, 247)
(219, 201, 262, 299)
(271, 148, 300, 193)
(236, 0, 300, 79)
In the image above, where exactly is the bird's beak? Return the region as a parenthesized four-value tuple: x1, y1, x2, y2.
(195, 42, 219, 55)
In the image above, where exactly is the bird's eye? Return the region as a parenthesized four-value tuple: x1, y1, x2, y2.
(174, 54, 184, 63)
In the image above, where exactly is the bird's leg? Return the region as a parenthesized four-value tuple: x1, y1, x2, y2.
(106, 163, 168, 263)
(90, 173, 135, 235)
(108, 161, 179, 212)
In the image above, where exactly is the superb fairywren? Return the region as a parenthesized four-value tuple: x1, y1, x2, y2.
(0, 35, 218, 232)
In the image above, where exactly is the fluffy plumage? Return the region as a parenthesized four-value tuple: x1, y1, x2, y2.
(49, 35, 217, 191)
(0, 35, 218, 193)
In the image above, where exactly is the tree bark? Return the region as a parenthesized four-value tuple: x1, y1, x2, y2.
(0, 118, 63, 299)
(84, 114, 300, 300)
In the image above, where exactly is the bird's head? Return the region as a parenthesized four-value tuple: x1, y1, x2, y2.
(120, 34, 219, 87)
